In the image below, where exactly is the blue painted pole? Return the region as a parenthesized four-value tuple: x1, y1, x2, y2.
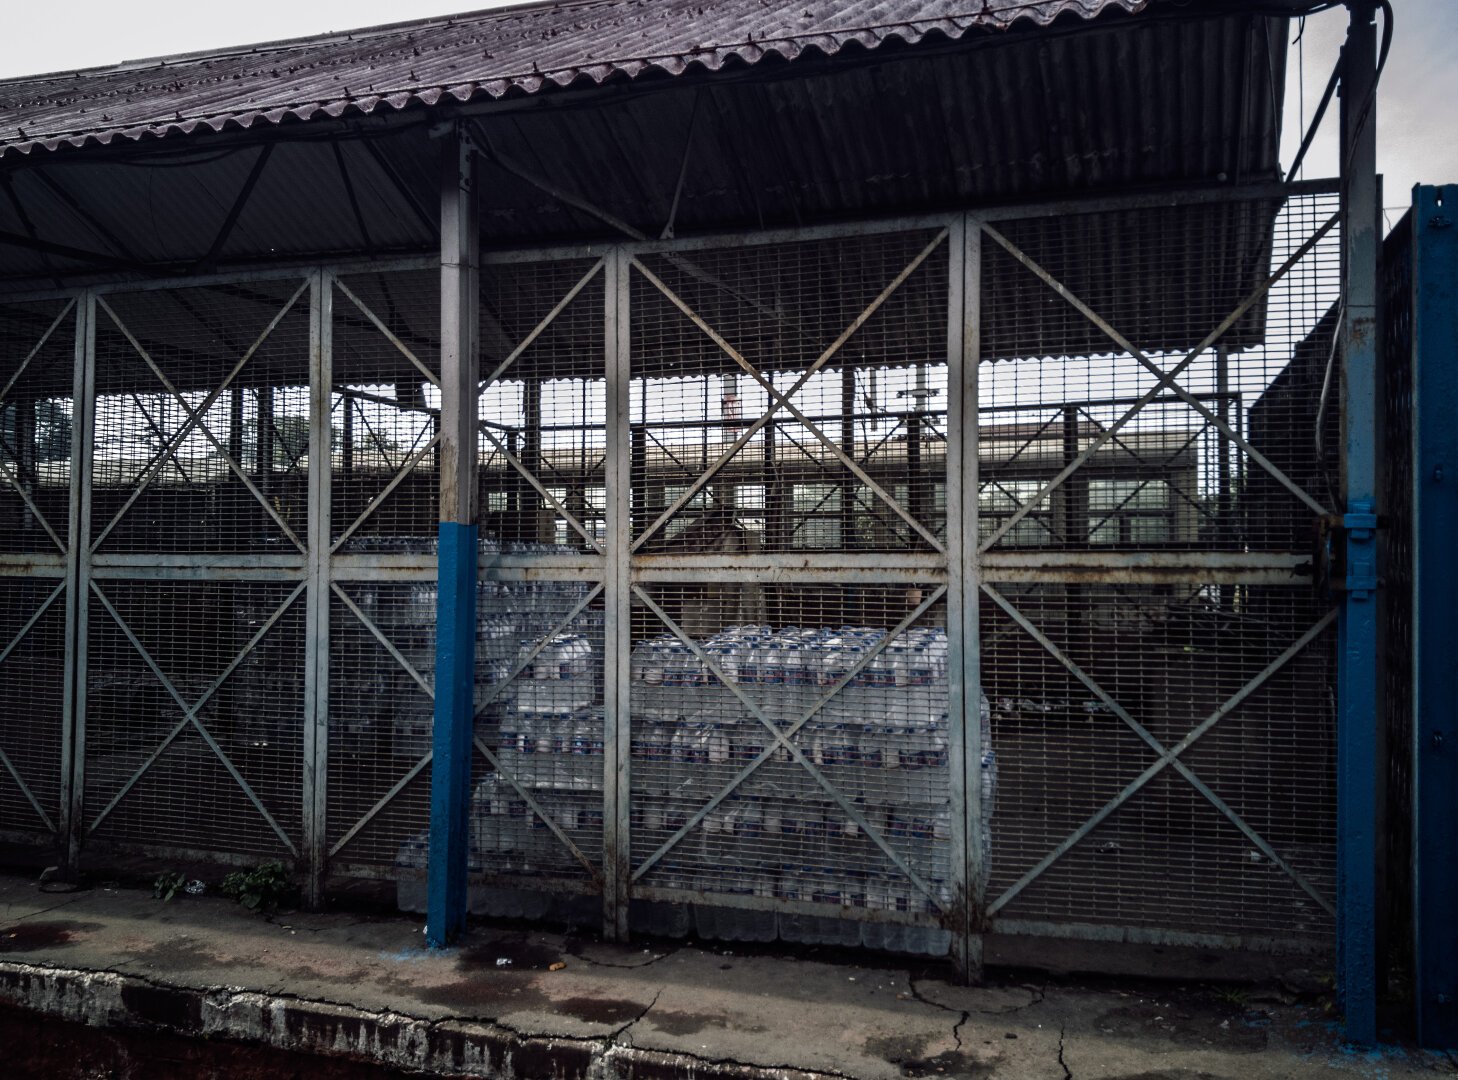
(428, 522, 478, 946)
(1411, 184, 1458, 1048)
(426, 125, 479, 948)
(1337, 0, 1379, 1044)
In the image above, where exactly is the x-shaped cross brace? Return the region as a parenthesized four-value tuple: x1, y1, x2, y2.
(86, 580, 304, 855)
(982, 582, 1337, 918)
(0, 300, 77, 555)
(90, 281, 310, 554)
(327, 581, 603, 880)
(0, 579, 67, 831)
(631, 584, 950, 910)
(474, 259, 608, 553)
(629, 230, 950, 555)
(979, 212, 1339, 552)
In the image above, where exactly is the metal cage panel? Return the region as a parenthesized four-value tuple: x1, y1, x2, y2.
(89, 280, 313, 555)
(82, 577, 306, 860)
(0, 182, 1348, 967)
(0, 297, 76, 847)
(629, 230, 951, 558)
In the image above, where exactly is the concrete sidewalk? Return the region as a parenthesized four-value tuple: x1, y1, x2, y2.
(0, 872, 1450, 1079)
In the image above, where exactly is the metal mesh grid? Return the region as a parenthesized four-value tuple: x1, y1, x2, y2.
(327, 574, 437, 869)
(980, 580, 1336, 942)
(0, 191, 1349, 960)
(629, 231, 949, 555)
(628, 583, 962, 943)
(0, 299, 75, 555)
(478, 258, 606, 551)
(90, 281, 312, 554)
(0, 575, 66, 841)
(1379, 211, 1414, 973)
(83, 578, 305, 859)
(464, 568, 606, 894)
(332, 270, 440, 550)
(978, 194, 1341, 554)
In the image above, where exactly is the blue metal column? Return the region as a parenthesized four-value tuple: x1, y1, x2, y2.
(427, 124, 480, 947)
(1337, 0, 1380, 1044)
(1411, 184, 1458, 1048)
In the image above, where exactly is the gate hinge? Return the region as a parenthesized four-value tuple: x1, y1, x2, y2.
(1315, 503, 1382, 599)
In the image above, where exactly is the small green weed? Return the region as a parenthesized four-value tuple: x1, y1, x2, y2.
(153, 870, 186, 902)
(219, 861, 294, 912)
(1212, 986, 1249, 1008)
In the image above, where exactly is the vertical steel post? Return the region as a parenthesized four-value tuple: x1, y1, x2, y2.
(1410, 184, 1458, 1048)
(302, 269, 333, 909)
(1337, 0, 1380, 1044)
(427, 125, 479, 948)
(603, 247, 632, 941)
(60, 293, 92, 871)
(950, 214, 985, 979)
(945, 217, 971, 980)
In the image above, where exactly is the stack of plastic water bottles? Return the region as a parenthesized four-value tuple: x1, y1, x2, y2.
(629, 623, 995, 950)
(469, 548, 604, 876)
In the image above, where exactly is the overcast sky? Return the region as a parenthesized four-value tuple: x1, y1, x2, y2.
(3, 1, 1455, 225)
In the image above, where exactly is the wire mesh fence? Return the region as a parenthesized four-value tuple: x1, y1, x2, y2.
(978, 194, 1341, 555)
(0, 297, 75, 846)
(972, 192, 1340, 949)
(629, 230, 950, 557)
(327, 572, 436, 872)
(979, 580, 1335, 942)
(90, 280, 312, 555)
(479, 257, 606, 551)
(0, 186, 1347, 960)
(332, 270, 440, 550)
(83, 577, 306, 860)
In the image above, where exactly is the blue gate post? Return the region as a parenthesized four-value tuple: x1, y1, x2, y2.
(427, 123, 480, 948)
(1338, 0, 1380, 1044)
(1411, 184, 1458, 1048)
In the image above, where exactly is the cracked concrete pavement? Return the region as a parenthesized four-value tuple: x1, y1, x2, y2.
(0, 872, 1452, 1079)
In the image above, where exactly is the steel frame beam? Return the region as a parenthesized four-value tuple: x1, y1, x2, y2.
(603, 245, 632, 940)
(303, 268, 332, 907)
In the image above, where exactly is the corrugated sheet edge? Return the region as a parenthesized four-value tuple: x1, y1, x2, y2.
(0, 1, 1145, 159)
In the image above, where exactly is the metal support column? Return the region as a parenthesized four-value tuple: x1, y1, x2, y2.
(603, 246, 631, 941)
(948, 215, 983, 982)
(61, 293, 92, 871)
(1410, 184, 1458, 1048)
(1337, 0, 1380, 1043)
(303, 269, 333, 909)
(427, 125, 479, 948)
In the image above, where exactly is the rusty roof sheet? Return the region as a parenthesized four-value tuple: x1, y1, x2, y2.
(0, 0, 1145, 158)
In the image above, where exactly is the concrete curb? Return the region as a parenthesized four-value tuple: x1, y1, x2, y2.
(0, 961, 841, 1079)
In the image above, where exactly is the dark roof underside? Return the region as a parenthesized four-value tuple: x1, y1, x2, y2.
(0, 0, 1293, 366)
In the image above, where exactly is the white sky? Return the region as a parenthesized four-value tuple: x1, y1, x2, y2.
(3, 1, 1455, 224)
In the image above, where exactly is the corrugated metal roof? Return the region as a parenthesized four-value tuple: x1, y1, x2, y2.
(0, 0, 1144, 158)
